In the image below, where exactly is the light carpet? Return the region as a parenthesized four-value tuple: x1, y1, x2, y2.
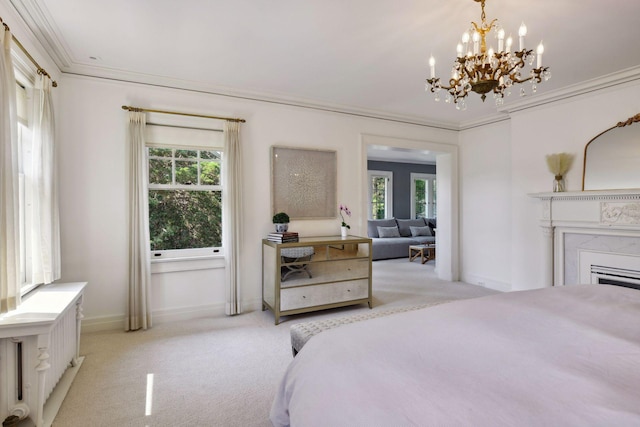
(52, 258, 498, 427)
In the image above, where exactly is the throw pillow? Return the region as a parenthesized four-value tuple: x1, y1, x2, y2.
(410, 226, 432, 237)
(377, 226, 401, 238)
(396, 218, 427, 237)
(367, 218, 397, 238)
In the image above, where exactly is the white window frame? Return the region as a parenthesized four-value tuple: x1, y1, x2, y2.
(410, 173, 436, 219)
(143, 119, 226, 272)
(16, 76, 38, 295)
(147, 145, 224, 262)
(368, 170, 393, 219)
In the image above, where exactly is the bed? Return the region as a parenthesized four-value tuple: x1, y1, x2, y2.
(270, 284, 640, 426)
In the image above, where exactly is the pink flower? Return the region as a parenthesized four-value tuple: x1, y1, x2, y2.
(339, 204, 352, 229)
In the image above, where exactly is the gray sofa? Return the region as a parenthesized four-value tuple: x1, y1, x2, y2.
(367, 218, 436, 261)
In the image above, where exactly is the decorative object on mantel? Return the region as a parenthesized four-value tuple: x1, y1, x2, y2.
(339, 204, 351, 237)
(582, 112, 640, 191)
(545, 153, 574, 192)
(425, 0, 550, 110)
(272, 212, 290, 232)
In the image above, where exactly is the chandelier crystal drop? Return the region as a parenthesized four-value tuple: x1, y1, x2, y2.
(425, 0, 550, 108)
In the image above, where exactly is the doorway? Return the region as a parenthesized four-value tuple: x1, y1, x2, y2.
(362, 134, 459, 282)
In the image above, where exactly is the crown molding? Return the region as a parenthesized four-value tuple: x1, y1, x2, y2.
(496, 66, 640, 115)
(458, 66, 640, 130)
(9, 0, 73, 68)
(62, 65, 462, 131)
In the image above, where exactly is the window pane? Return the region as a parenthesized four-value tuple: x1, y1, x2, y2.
(200, 161, 220, 185)
(149, 159, 172, 184)
(371, 176, 386, 219)
(201, 150, 221, 160)
(149, 147, 172, 157)
(432, 179, 437, 218)
(149, 190, 222, 250)
(175, 160, 198, 185)
(415, 179, 427, 218)
(175, 149, 198, 159)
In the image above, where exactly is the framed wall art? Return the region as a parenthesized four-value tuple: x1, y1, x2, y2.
(271, 146, 337, 219)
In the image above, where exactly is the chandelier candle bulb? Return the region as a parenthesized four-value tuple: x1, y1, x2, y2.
(462, 31, 471, 56)
(498, 28, 505, 51)
(456, 43, 463, 57)
(429, 56, 435, 78)
(472, 31, 480, 54)
(536, 42, 544, 68)
(506, 35, 512, 52)
(518, 22, 527, 50)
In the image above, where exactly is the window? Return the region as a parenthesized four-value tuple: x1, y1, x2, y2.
(16, 80, 36, 292)
(368, 170, 393, 219)
(410, 173, 437, 219)
(145, 123, 224, 260)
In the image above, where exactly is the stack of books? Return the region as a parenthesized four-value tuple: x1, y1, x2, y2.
(267, 232, 299, 243)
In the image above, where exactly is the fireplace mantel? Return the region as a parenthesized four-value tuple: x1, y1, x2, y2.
(529, 189, 640, 228)
(530, 189, 640, 202)
(529, 190, 640, 286)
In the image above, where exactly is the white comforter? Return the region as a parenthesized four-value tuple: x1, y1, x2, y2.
(270, 285, 640, 426)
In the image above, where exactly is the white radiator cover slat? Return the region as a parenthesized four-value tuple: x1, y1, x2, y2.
(0, 282, 86, 427)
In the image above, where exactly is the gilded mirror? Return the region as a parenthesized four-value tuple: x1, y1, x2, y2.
(582, 113, 640, 190)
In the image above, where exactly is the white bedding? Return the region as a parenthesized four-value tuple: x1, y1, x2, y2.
(270, 285, 640, 426)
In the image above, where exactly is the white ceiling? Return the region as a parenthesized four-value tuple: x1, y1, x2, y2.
(9, 0, 640, 131)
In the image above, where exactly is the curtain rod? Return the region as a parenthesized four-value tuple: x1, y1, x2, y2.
(2, 18, 58, 87)
(121, 105, 246, 123)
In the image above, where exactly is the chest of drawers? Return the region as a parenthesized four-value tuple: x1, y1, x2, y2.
(262, 236, 372, 324)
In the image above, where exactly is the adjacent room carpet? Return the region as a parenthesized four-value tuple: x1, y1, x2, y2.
(52, 258, 497, 427)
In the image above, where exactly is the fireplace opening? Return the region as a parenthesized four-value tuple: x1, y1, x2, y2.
(591, 265, 640, 290)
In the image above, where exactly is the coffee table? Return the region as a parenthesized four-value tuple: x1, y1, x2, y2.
(409, 244, 436, 264)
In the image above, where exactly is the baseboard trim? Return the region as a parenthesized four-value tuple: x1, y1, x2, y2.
(81, 299, 265, 333)
(461, 274, 511, 292)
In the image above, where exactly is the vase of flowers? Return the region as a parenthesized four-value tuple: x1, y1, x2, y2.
(339, 204, 351, 237)
(545, 153, 574, 192)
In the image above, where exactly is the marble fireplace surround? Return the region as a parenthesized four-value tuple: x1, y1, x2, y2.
(530, 189, 640, 286)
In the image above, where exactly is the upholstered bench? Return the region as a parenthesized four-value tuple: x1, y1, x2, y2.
(290, 299, 453, 356)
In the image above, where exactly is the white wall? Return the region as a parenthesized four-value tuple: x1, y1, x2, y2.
(57, 75, 458, 330)
(460, 80, 640, 292)
(459, 120, 512, 291)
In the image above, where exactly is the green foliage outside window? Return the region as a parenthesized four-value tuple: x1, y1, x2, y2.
(148, 148, 222, 250)
(149, 190, 221, 250)
(415, 179, 426, 218)
(371, 176, 387, 219)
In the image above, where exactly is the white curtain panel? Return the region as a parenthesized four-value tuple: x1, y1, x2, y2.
(223, 121, 242, 315)
(126, 111, 152, 331)
(31, 74, 61, 284)
(0, 28, 20, 313)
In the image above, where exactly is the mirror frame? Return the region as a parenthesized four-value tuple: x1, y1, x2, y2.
(582, 113, 640, 190)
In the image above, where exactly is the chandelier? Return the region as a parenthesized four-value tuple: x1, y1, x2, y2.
(425, 0, 550, 110)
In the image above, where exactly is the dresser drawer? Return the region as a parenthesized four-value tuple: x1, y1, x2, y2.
(280, 279, 369, 311)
